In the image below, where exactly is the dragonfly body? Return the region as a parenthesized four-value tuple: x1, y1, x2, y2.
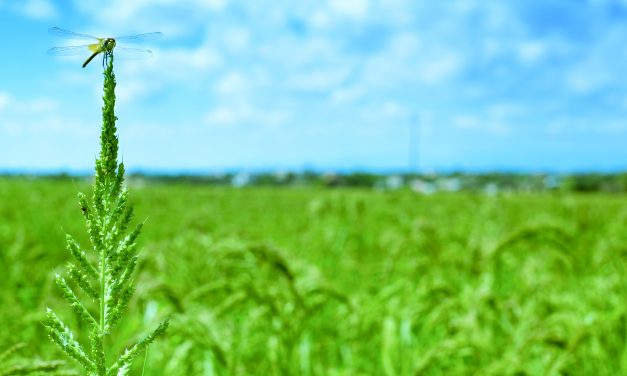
(48, 27, 161, 68)
(83, 38, 116, 68)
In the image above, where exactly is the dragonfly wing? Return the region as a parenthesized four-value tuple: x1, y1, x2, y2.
(47, 45, 91, 56)
(113, 46, 154, 60)
(115, 32, 163, 43)
(49, 27, 99, 41)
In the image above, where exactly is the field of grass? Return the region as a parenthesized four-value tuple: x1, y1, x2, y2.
(2, 177, 627, 375)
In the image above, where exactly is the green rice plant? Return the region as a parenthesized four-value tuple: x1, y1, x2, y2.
(0, 342, 67, 375)
(2, 176, 624, 374)
(44, 53, 168, 375)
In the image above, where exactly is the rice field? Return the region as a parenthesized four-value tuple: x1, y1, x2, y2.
(2, 176, 627, 375)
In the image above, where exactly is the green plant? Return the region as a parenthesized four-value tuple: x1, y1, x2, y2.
(44, 52, 168, 375)
(0, 343, 66, 376)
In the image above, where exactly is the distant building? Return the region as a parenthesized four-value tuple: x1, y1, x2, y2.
(484, 183, 499, 196)
(385, 175, 404, 190)
(232, 172, 251, 187)
(410, 179, 436, 194)
(439, 177, 461, 192)
(544, 175, 561, 190)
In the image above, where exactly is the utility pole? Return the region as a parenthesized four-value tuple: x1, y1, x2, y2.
(409, 114, 419, 174)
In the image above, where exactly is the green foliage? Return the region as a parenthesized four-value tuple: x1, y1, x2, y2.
(44, 53, 167, 375)
(0, 343, 68, 376)
(3, 178, 627, 374)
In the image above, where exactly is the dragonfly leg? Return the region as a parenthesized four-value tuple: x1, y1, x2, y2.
(102, 50, 113, 68)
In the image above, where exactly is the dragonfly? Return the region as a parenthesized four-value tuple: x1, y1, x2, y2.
(47, 27, 162, 68)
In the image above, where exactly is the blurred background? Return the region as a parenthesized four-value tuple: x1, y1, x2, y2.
(5, 2, 627, 374)
(2, 0, 627, 178)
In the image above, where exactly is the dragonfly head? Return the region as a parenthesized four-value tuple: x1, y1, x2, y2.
(103, 38, 116, 52)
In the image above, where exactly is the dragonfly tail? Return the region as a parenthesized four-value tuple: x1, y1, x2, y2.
(82, 51, 100, 68)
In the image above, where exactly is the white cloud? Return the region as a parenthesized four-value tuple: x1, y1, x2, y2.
(308, 9, 332, 29)
(15, 0, 57, 19)
(329, 0, 370, 19)
(0, 93, 86, 140)
(588, 0, 627, 7)
(215, 72, 249, 95)
(0, 92, 57, 114)
(204, 107, 239, 127)
(418, 54, 462, 85)
(560, 25, 627, 95)
(28, 0, 627, 172)
(517, 40, 547, 65)
(204, 105, 289, 129)
(287, 67, 350, 92)
(197, 0, 226, 9)
(452, 114, 510, 134)
(0, 92, 9, 112)
(0, 0, 57, 19)
(381, 101, 404, 118)
(546, 117, 627, 136)
(26, 98, 57, 112)
(451, 103, 520, 135)
(565, 67, 610, 94)
(357, 27, 464, 89)
(120, 44, 223, 87)
(330, 86, 364, 104)
(116, 80, 157, 103)
(74, 0, 226, 36)
(223, 28, 251, 53)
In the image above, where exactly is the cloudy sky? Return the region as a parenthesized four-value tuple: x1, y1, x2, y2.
(1, 0, 627, 173)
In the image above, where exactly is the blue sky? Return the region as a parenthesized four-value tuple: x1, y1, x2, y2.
(1, 0, 627, 173)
